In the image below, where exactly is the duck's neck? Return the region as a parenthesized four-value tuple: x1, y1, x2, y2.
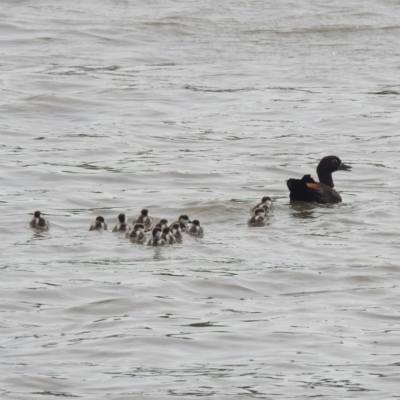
(317, 166, 334, 188)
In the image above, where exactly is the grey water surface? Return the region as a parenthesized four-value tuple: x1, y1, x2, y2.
(1, 1, 400, 399)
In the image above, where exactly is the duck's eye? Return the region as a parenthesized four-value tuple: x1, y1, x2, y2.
(332, 159, 338, 163)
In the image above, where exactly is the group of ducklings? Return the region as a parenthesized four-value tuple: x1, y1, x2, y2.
(30, 209, 204, 246)
(29, 196, 272, 245)
(247, 196, 273, 227)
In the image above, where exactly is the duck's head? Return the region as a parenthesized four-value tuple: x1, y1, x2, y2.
(317, 156, 351, 174)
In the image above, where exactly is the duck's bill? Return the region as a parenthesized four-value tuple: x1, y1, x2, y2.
(339, 163, 352, 171)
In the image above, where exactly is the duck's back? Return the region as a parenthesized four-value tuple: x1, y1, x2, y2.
(287, 175, 342, 204)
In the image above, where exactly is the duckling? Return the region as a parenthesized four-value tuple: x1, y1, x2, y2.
(162, 227, 176, 245)
(89, 216, 107, 231)
(187, 219, 204, 237)
(126, 223, 146, 243)
(171, 223, 183, 241)
(247, 208, 266, 227)
(30, 211, 49, 230)
(112, 213, 129, 232)
(154, 218, 168, 230)
(133, 209, 153, 230)
(169, 214, 191, 233)
(147, 227, 166, 247)
(251, 196, 272, 213)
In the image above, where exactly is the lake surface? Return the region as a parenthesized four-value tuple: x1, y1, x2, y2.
(1, 1, 400, 398)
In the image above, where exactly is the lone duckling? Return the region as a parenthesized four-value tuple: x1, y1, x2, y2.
(30, 211, 49, 230)
(89, 216, 107, 231)
(112, 213, 129, 232)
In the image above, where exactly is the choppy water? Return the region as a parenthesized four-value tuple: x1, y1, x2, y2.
(1, 1, 400, 399)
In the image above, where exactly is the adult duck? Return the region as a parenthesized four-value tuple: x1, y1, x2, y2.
(287, 155, 351, 204)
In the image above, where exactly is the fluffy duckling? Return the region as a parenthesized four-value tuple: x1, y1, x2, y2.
(112, 213, 129, 232)
(170, 214, 191, 233)
(147, 227, 166, 247)
(89, 216, 107, 231)
(154, 218, 168, 230)
(247, 208, 266, 227)
(162, 227, 176, 245)
(127, 223, 146, 243)
(133, 209, 153, 230)
(30, 211, 49, 230)
(171, 223, 183, 241)
(187, 219, 203, 237)
(251, 196, 272, 213)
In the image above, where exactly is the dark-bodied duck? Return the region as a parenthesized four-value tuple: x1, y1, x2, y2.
(134, 209, 153, 230)
(251, 196, 272, 213)
(112, 213, 129, 232)
(170, 215, 191, 233)
(187, 219, 204, 237)
(90, 216, 107, 231)
(30, 211, 49, 230)
(127, 223, 146, 243)
(248, 208, 266, 227)
(287, 155, 351, 204)
(147, 227, 166, 247)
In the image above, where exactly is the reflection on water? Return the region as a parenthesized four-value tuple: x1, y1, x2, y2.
(288, 202, 317, 219)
